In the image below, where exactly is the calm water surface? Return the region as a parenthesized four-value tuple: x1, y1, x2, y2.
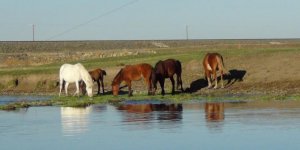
(1, 98, 300, 150)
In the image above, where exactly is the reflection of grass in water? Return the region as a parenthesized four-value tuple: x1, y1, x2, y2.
(2, 93, 299, 111)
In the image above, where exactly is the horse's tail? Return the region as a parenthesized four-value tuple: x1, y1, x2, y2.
(176, 60, 183, 91)
(216, 55, 226, 73)
(150, 68, 157, 93)
(176, 60, 182, 74)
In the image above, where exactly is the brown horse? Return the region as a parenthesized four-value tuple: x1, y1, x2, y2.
(112, 63, 154, 96)
(89, 68, 106, 95)
(203, 53, 225, 89)
(153, 59, 184, 95)
(80, 68, 107, 95)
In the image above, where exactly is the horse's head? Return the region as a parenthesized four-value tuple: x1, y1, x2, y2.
(80, 79, 93, 97)
(86, 84, 93, 97)
(112, 83, 119, 96)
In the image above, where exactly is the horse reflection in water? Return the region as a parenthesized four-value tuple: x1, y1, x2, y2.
(205, 102, 225, 131)
(117, 103, 182, 130)
(205, 103, 225, 121)
(61, 107, 91, 136)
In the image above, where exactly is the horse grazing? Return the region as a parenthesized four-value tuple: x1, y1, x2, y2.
(203, 53, 225, 89)
(112, 63, 154, 96)
(81, 68, 107, 95)
(153, 59, 184, 95)
(89, 68, 106, 95)
(59, 63, 93, 97)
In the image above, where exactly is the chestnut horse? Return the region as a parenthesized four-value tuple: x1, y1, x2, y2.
(203, 53, 225, 89)
(205, 103, 225, 121)
(80, 68, 107, 95)
(112, 63, 154, 96)
(153, 59, 184, 95)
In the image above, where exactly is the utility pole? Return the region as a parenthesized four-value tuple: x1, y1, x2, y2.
(186, 25, 189, 40)
(32, 24, 35, 41)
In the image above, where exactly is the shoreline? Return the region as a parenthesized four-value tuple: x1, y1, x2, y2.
(1, 90, 299, 111)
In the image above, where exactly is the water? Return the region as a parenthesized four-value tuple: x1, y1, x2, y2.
(1, 99, 300, 150)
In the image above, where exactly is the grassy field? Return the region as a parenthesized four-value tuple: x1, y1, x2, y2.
(1, 39, 300, 110)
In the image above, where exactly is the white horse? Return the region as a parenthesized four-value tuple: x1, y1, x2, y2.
(59, 63, 93, 97)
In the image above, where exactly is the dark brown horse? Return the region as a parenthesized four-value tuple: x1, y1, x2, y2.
(203, 53, 225, 89)
(80, 68, 107, 95)
(153, 59, 184, 95)
(117, 103, 182, 113)
(112, 63, 154, 96)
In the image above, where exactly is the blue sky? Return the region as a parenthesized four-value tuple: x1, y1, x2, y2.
(1, 0, 300, 41)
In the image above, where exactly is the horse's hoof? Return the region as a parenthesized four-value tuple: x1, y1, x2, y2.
(128, 92, 133, 97)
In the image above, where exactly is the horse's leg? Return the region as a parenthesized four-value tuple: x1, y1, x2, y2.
(65, 82, 69, 96)
(170, 76, 175, 95)
(127, 81, 133, 97)
(74, 81, 80, 97)
(96, 80, 100, 95)
(206, 71, 212, 88)
(145, 78, 152, 95)
(213, 70, 218, 89)
(100, 79, 105, 95)
(176, 74, 180, 90)
(59, 79, 63, 97)
(152, 76, 158, 95)
(159, 79, 165, 96)
(177, 74, 184, 92)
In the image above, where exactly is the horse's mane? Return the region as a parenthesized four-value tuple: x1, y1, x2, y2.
(75, 63, 93, 87)
(112, 68, 123, 85)
(154, 60, 162, 70)
(102, 70, 107, 76)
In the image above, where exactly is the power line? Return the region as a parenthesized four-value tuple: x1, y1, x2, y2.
(46, 0, 139, 41)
